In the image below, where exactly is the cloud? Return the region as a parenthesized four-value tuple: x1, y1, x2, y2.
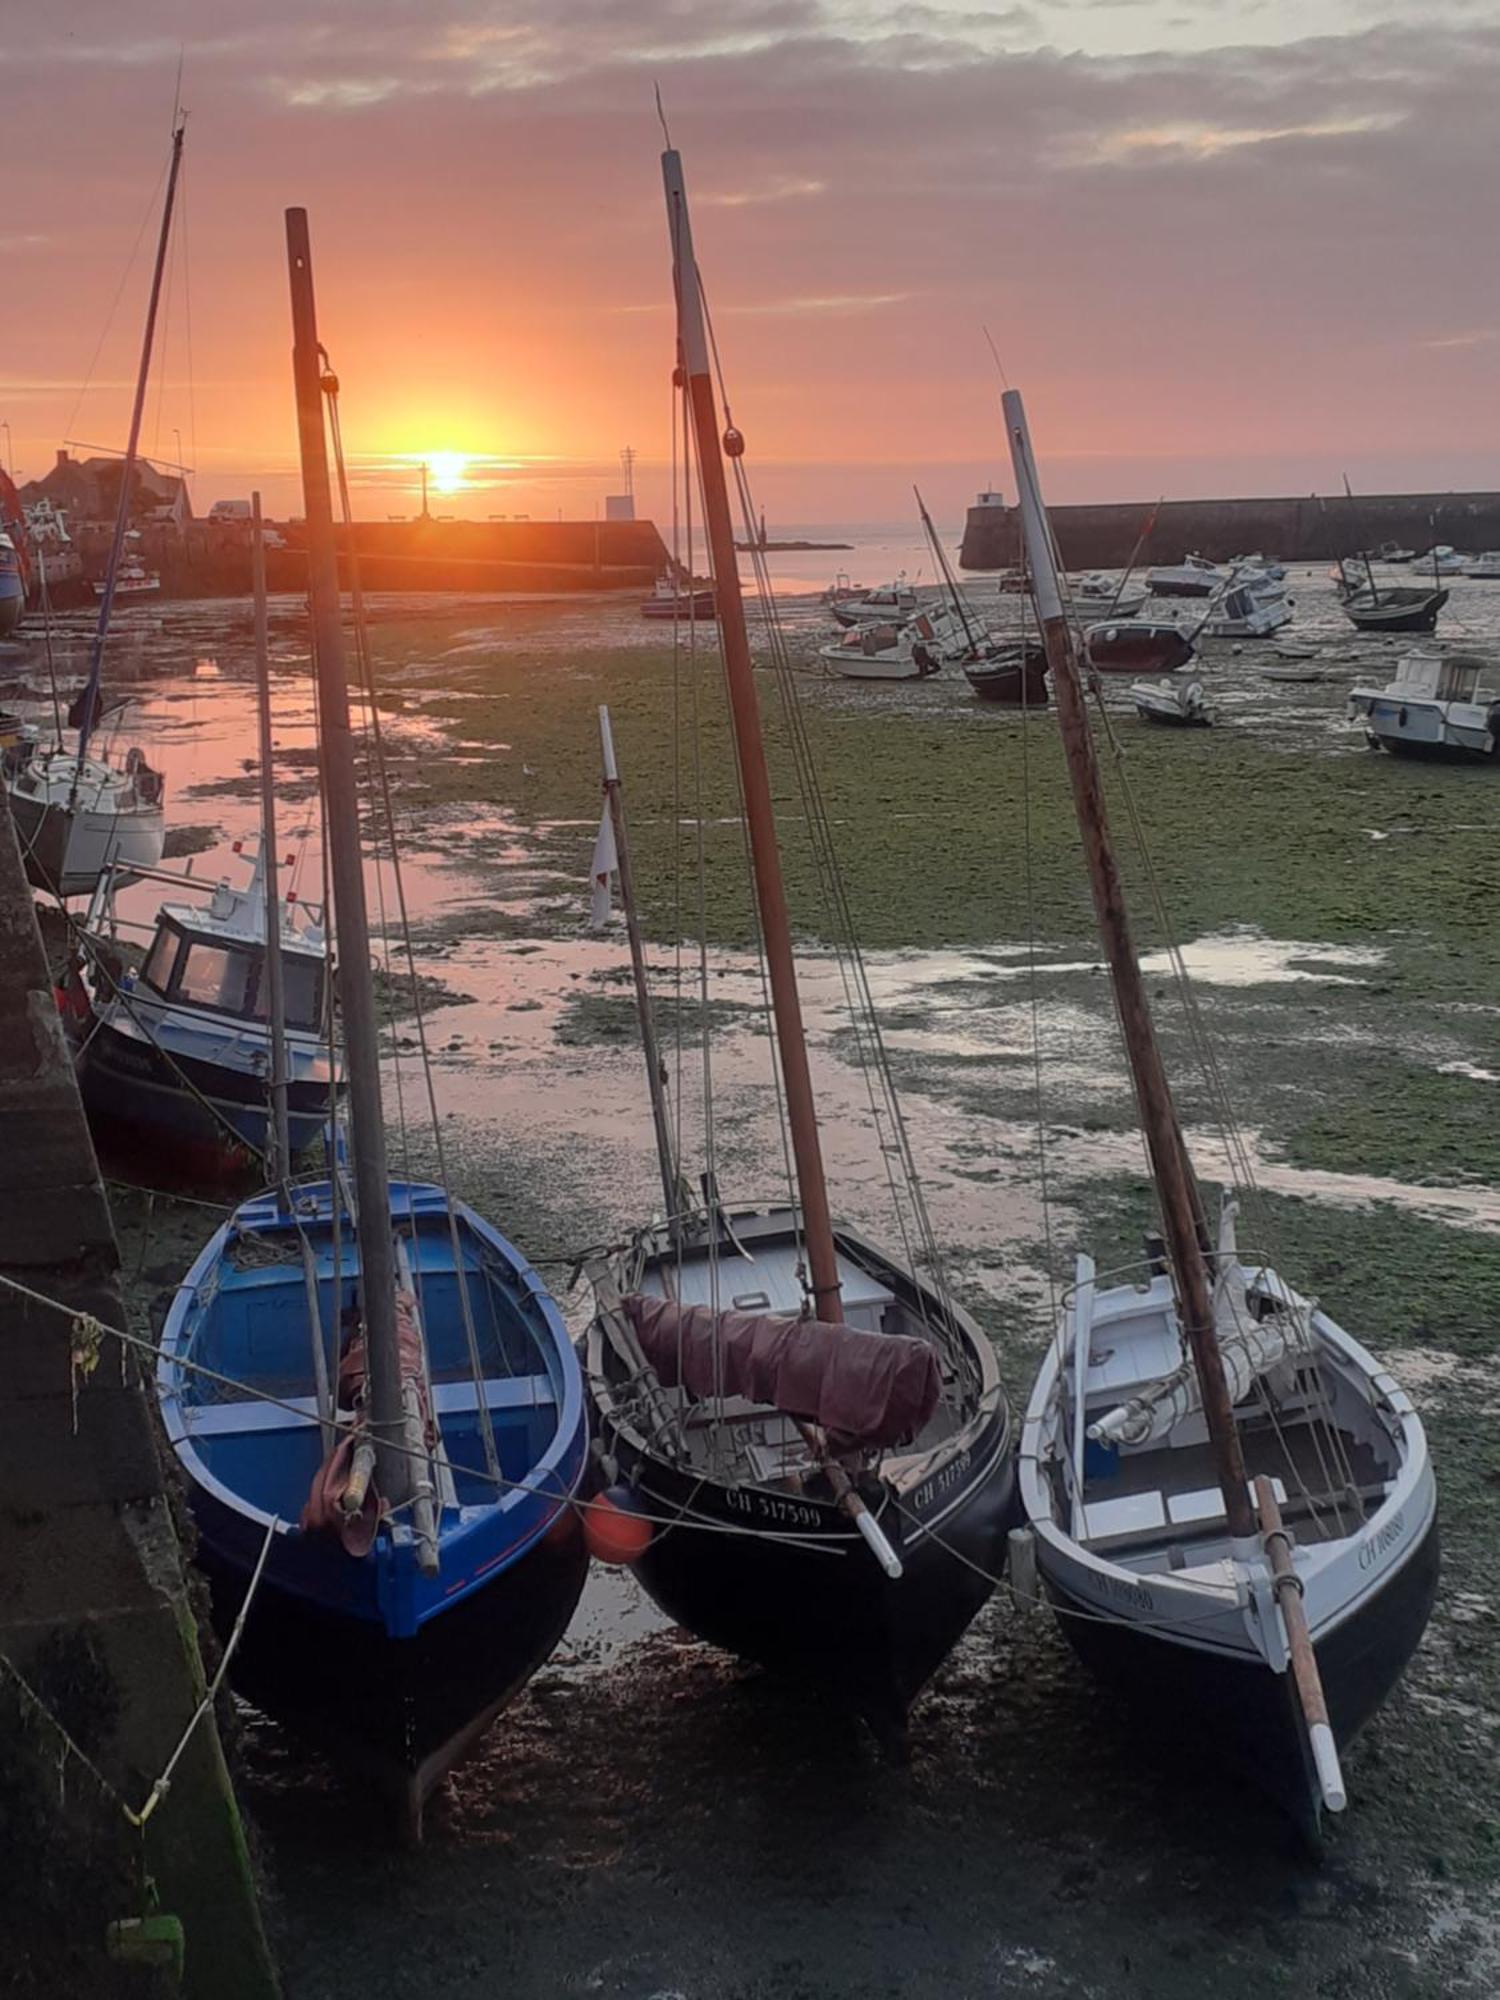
(1419, 329, 1497, 351)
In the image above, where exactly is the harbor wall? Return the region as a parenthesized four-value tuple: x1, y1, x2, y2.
(0, 798, 279, 1998)
(959, 492, 1500, 570)
(48, 516, 673, 604)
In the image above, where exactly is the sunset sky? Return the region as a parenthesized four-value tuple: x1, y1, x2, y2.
(4, 0, 1497, 527)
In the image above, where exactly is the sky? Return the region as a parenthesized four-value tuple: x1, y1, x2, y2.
(3, 0, 1497, 527)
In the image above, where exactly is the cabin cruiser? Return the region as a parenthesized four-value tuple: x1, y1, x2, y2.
(1145, 553, 1227, 599)
(93, 551, 161, 598)
(818, 611, 947, 680)
(66, 843, 337, 1164)
(1198, 581, 1293, 639)
(1464, 553, 1500, 580)
(1071, 572, 1147, 618)
(1424, 546, 1470, 578)
(1348, 652, 1499, 761)
(6, 725, 165, 897)
(641, 572, 717, 619)
(829, 579, 920, 628)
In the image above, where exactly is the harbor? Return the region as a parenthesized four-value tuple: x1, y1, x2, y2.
(3, 15, 1499, 1997)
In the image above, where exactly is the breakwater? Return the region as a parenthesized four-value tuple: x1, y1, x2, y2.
(959, 492, 1500, 570)
(48, 516, 673, 605)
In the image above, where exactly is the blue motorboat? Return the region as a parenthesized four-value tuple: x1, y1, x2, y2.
(158, 1180, 590, 1832)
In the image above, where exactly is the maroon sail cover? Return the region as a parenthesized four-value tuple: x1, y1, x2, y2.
(623, 1293, 941, 1450)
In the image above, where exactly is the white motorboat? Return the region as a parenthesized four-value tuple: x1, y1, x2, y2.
(1348, 651, 1500, 761)
(92, 552, 161, 598)
(1464, 553, 1500, 580)
(1200, 581, 1294, 639)
(1130, 675, 1210, 726)
(1229, 552, 1287, 583)
(829, 579, 919, 628)
(817, 612, 946, 680)
(1423, 545, 1469, 578)
(1071, 572, 1148, 618)
(1145, 553, 1227, 598)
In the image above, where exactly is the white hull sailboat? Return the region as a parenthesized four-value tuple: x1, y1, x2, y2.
(1003, 390, 1437, 1839)
(5, 123, 175, 897)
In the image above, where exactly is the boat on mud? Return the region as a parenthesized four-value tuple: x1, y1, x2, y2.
(1348, 651, 1500, 761)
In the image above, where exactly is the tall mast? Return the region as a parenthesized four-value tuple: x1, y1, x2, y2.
(77, 117, 186, 768)
(661, 147, 842, 1320)
(251, 492, 291, 1188)
(914, 486, 981, 650)
(1003, 389, 1253, 1542)
(285, 208, 406, 1503)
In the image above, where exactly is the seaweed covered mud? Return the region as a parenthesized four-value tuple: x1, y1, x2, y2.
(88, 580, 1500, 1997)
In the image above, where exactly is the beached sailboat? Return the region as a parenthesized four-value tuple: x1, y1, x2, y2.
(156, 211, 589, 1836)
(915, 486, 1048, 706)
(583, 143, 1015, 1749)
(1005, 391, 1438, 1838)
(1336, 487, 1448, 635)
(4, 126, 175, 896)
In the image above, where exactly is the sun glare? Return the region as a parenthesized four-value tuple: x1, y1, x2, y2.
(426, 451, 470, 494)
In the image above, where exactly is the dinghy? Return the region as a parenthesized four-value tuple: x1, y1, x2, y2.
(158, 212, 589, 1836)
(1131, 676, 1209, 726)
(1005, 389, 1437, 1839)
(584, 143, 1016, 1750)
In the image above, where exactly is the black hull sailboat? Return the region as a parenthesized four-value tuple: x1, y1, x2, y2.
(588, 1208, 1015, 1743)
(963, 640, 1048, 705)
(1341, 586, 1448, 635)
(582, 146, 1016, 1749)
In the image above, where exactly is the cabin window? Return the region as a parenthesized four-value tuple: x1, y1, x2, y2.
(141, 925, 181, 995)
(263, 954, 325, 1032)
(175, 941, 254, 1014)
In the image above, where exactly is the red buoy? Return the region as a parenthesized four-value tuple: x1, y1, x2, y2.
(583, 1484, 654, 1566)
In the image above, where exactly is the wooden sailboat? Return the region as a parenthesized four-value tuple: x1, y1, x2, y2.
(156, 210, 589, 1836)
(1336, 484, 1447, 635)
(1006, 391, 1438, 1838)
(913, 486, 1047, 707)
(582, 145, 1015, 1750)
(4, 124, 175, 896)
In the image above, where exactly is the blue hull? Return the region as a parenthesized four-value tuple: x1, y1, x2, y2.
(159, 1181, 590, 1829)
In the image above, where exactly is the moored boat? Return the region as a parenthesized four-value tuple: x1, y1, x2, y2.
(817, 614, 945, 680)
(1130, 675, 1210, 726)
(1340, 583, 1448, 635)
(829, 579, 919, 627)
(641, 570, 716, 619)
(1085, 619, 1196, 676)
(1145, 553, 1226, 598)
(1348, 651, 1500, 761)
(964, 639, 1048, 705)
(0, 531, 24, 637)
(1004, 386, 1438, 1841)
(584, 141, 1017, 1750)
(93, 551, 160, 598)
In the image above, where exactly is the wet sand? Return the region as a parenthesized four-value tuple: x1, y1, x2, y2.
(21, 571, 1500, 1996)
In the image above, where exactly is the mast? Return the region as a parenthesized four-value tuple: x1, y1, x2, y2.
(1341, 476, 1380, 603)
(77, 118, 186, 770)
(914, 486, 982, 649)
(285, 208, 407, 1505)
(1003, 389, 1254, 1542)
(661, 146, 842, 1319)
(251, 492, 292, 1188)
(598, 705, 687, 1225)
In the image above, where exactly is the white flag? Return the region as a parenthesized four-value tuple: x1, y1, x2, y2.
(589, 800, 618, 929)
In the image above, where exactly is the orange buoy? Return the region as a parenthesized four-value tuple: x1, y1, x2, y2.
(583, 1484, 653, 1566)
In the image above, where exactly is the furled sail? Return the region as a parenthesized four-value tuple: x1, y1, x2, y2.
(1088, 1309, 1299, 1449)
(623, 1293, 940, 1450)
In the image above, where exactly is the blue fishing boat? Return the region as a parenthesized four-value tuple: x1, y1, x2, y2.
(156, 208, 591, 1836)
(158, 1181, 589, 1832)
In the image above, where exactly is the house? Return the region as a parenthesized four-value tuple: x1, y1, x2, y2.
(19, 450, 193, 532)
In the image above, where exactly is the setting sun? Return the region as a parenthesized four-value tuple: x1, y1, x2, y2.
(425, 451, 469, 494)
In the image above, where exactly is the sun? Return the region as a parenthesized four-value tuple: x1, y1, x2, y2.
(426, 451, 470, 495)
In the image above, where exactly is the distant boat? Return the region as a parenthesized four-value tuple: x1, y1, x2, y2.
(1348, 652, 1500, 761)
(1131, 676, 1210, 726)
(1085, 620, 1196, 677)
(821, 572, 868, 608)
(1073, 572, 1147, 617)
(1464, 552, 1500, 580)
(829, 579, 919, 628)
(640, 571, 716, 620)
(1423, 545, 1469, 578)
(1339, 579, 1448, 636)
(818, 615, 944, 680)
(1200, 582, 1293, 640)
(92, 551, 160, 599)
(1145, 553, 1227, 598)
(24, 500, 83, 586)
(0, 531, 23, 637)
(1376, 541, 1416, 564)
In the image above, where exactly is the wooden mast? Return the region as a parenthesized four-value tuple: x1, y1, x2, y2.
(285, 208, 407, 1507)
(76, 117, 186, 772)
(914, 486, 982, 650)
(251, 493, 291, 1188)
(1003, 390, 1254, 1542)
(661, 146, 842, 1320)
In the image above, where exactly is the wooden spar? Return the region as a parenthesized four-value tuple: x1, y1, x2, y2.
(76, 118, 186, 772)
(1255, 1475, 1346, 1815)
(1002, 389, 1255, 1542)
(914, 486, 981, 650)
(660, 147, 842, 1321)
(285, 208, 408, 1509)
(251, 493, 292, 1189)
(598, 704, 687, 1226)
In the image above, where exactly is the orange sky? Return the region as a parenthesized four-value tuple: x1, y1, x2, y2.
(3, 2, 1497, 526)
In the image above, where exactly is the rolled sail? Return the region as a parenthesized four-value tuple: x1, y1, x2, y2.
(623, 1293, 941, 1450)
(1089, 1312, 1299, 1449)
